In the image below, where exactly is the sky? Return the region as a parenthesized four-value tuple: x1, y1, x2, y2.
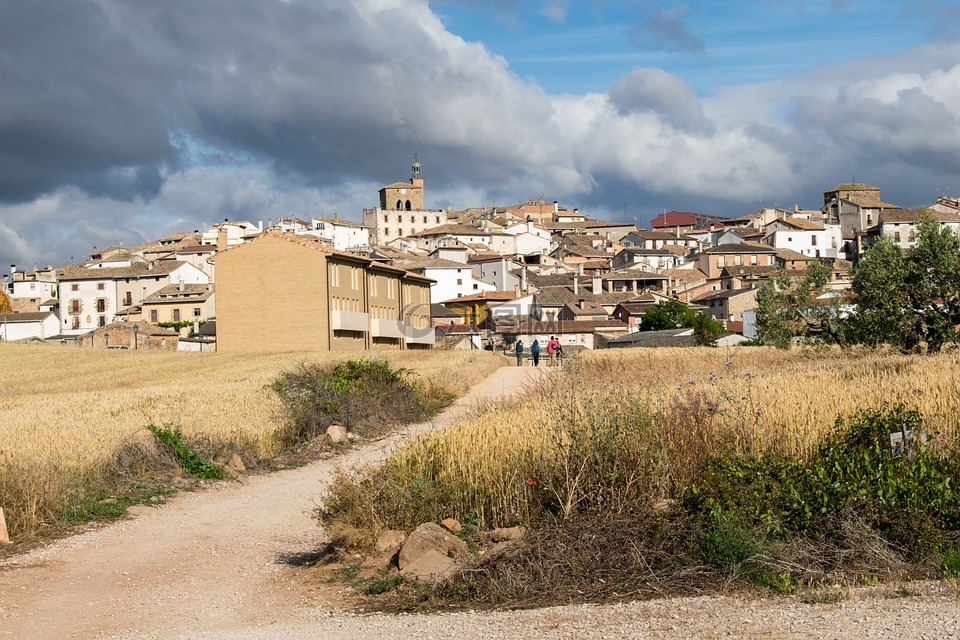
(2, 0, 960, 272)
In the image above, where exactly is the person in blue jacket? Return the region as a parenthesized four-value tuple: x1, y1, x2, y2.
(531, 339, 541, 367)
(515, 339, 524, 366)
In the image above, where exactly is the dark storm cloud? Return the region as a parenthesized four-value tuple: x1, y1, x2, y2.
(0, 0, 179, 203)
(608, 67, 712, 133)
(628, 7, 704, 54)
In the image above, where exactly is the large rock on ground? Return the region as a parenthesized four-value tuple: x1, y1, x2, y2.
(375, 529, 407, 554)
(397, 522, 469, 571)
(326, 424, 349, 444)
(400, 549, 457, 580)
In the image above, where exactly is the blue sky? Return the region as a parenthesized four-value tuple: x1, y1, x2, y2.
(1, 0, 960, 270)
(434, 1, 932, 95)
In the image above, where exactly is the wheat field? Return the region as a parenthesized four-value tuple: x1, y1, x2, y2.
(0, 343, 504, 540)
(342, 346, 960, 532)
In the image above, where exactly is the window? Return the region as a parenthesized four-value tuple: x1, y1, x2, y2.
(457, 278, 463, 285)
(750, 255, 758, 266)
(867, 213, 873, 225)
(150, 310, 158, 323)
(193, 307, 201, 317)
(383, 215, 388, 223)
(124, 292, 132, 306)
(95, 299, 106, 313)
(397, 215, 402, 223)
(29, 283, 35, 291)
(173, 309, 181, 322)
(811, 235, 817, 246)
(69, 299, 81, 314)
(435, 216, 440, 224)
(734, 255, 742, 266)
(894, 232, 901, 242)
(717, 256, 725, 268)
(71, 284, 79, 292)
(98, 316, 106, 327)
(72, 317, 80, 329)
(97, 282, 105, 291)
(423, 216, 427, 224)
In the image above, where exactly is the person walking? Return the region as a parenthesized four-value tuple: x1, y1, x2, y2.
(531, 339, 541, 367)
(515, 339, 524, 366)
(547, 335, 560, 366)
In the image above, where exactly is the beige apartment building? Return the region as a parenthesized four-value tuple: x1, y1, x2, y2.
(215, 231, 434, 353)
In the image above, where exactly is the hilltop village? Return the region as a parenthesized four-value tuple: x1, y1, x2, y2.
(3, 158, 959, 353)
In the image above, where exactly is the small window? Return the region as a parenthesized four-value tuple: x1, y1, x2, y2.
(71, 283, 79, 291)
(457, 278, 463, 285)
(435, 216, 440, 224)
(193, 307, 201, 317)
(811, 235, 817, 246)
(98, 316, 106, 327)
(97, 282, 105, 290)
(150, 309, 158, 323)
(173, 309, 181, 322)
(95, 299, 106, 313)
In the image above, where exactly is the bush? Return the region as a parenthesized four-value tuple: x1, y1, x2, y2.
(686, 405, 960, 555)
(272, 359, 431, 441)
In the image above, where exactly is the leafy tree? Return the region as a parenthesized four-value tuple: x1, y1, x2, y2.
(850, 213, 960, 352)
(755, 260, 845, 348)
(639, 299, 726, 345)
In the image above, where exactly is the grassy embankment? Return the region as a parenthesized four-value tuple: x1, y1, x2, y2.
(321, 347, 960, 607)
(0, 343, 503, 545)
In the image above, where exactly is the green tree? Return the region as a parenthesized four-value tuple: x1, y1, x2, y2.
(755, 260, 845, 348)
(850, 213, 960, 352)
(639, 299, 726, 345)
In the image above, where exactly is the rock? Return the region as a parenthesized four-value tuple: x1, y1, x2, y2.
(126, 505, 154, 517)
(398, 522, 469, 570)
(375, 529, 407, 554)
(98, 498, 118, 505)
(400, 549, 457, 581)
(326, 424, 349, 444)
(0, 508, 10, 544)
(227, 453, 246, 473)
(490, 526, 526, 543)
(440, 517, 463, 533)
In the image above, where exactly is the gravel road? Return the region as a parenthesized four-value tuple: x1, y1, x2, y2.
(2, 362, 959, 640)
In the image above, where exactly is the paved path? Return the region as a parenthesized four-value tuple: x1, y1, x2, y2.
(0, 363, 551, 640)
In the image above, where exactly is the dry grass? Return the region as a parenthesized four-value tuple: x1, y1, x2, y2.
(0, 343, 503, 541)
(324, 346, 960, 537)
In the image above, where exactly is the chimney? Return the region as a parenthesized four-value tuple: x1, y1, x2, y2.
(9, 265, 15, 275)
(553, 201, 559, 214)
(217, 228, 228, 251)
(178, 280, 185, 292)
(258, 219, 264, 231)
(592, 275, 602, 293)
(573, 271, 579, 295)
(578, 298, 585, 309)
(521, 265, 528, 293)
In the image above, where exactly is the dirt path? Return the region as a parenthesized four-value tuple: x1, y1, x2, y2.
(2, 362, 959, 640)
(0, 363, 551, 640)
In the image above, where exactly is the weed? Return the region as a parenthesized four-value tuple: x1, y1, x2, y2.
(890, 585, 918, 598)
(941, 547, 960, 578)
(146, 423, 225, 479)
(751, 569, 794, 594)
(701, 516, 762, 571)
(62, 483, 176, 522)
(333, 564, 405, 596)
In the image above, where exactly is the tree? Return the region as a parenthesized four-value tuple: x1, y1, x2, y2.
(755, 260, 845, 349)
(639, 299, 726, 345)
(850, 213, 960, 352)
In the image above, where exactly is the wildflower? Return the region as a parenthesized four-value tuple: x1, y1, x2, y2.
(744, 371, 752, 378)
(708, 371, 716, 380)
(676, 382, 683, 390)
(687, 379, 696, 385)
(725, 360, 733, 368)
(525, 477, 540, 486)
(755, 409, 763, 416)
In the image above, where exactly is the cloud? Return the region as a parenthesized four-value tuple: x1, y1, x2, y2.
(540, 1, 568, 22)
(628, 6, 705, 55)
(2, 0, 960, 271)
(608, 67, 712, 133)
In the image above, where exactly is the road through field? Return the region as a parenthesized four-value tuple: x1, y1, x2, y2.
(0, 361, 552, 639)
(2, 361, 959, 640)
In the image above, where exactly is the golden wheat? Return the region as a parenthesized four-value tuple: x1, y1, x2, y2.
(0, 343, 503, 540)
(349, 347, 960, 532)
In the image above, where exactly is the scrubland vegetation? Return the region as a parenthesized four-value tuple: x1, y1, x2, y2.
(320, 347, 960, 608)
(0, 343, 502, 544)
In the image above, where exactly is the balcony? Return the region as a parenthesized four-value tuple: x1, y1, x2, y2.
(371, 318, 404, 339)
(404, 325, 435, 345)
(332, 310, 369, 332)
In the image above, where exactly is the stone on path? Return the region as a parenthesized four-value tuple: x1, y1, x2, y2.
(375, 529, 406, 554)
(326, 424, 349, 444)
(0, 507, 9, 544)
(397, 522, 469, 571)
(400, 549, 457, 580)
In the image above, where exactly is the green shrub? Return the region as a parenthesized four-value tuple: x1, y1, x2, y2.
(701, 515, 763, 570)
(146, 423, 225, 479)
(686, 405, 960, 554)
(272, 359, 431, 441)
(941, 547, 960, 578)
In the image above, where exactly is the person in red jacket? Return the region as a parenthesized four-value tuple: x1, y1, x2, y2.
(546, 336, 560, 366)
